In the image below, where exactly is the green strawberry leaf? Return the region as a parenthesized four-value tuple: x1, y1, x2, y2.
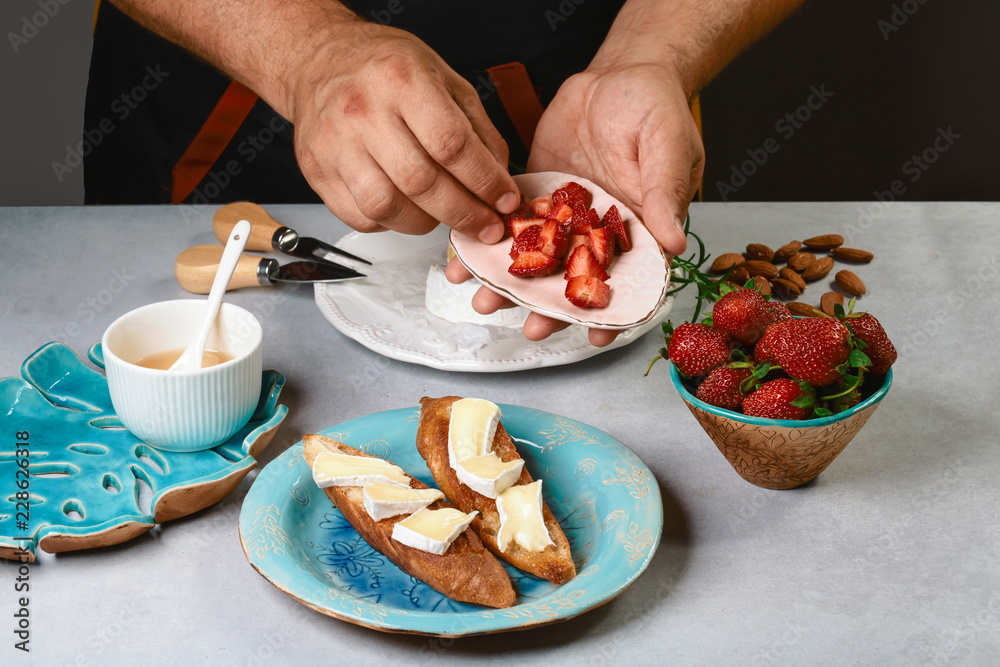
(833, 302, 846, 319)
(849, 349, 872, 368)
(813, 407, 833, 418)
(753, 362, 771, 380)
(791, 395, 815, 408)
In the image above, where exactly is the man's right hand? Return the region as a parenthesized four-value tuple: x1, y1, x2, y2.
(285, 21, 520, 243)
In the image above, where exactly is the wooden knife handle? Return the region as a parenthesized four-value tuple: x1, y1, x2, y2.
(213, 202, 284, 252)
(175, 245, 266, 294)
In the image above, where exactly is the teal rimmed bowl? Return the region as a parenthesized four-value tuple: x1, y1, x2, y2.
(670, 364, 893, 489)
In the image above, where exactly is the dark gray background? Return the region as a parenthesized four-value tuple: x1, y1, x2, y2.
(1, 0, 996, 206)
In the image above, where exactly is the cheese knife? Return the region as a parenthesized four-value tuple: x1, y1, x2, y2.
(213, 201, 372, 267)
(175, 245, 365, 294)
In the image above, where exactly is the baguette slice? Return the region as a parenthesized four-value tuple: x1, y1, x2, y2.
(415, 397, 576, 584)
(302, 434, 516, 608)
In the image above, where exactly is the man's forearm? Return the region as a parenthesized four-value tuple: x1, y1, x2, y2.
(593, 0, 807, 97)
(108, 0, 362, 119)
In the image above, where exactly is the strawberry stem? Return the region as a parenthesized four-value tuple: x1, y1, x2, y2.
(819, 371, 865, 401)
(666, 216, 720, 324)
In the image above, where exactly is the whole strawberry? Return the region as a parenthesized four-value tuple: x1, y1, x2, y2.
(763, 300, 794, 325)
(742, 378, 813, 420)
(667, 322, 731, 377)
(696, 366, 753, 411)
(712, 288, 770, 345)
(758, 317, 850, 387)
(846, 312, 897, 375)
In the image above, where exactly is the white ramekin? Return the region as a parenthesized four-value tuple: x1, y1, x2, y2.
(102, 299, 263, 452)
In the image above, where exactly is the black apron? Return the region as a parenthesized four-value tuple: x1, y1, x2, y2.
(83, 1, 626, 205)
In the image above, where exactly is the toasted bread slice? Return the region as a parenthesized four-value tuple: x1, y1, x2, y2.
(415, 397, 576, 584)
(302, 434, 516, 608)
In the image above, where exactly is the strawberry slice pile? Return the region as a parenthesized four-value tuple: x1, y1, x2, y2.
(504, 181, 632, 308)
(650, 285, 896, 420)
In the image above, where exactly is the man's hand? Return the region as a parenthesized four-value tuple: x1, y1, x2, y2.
(444, 257, 623, 347)
(528, 63, 702, 258)
(289, 22, 520, 241)
(448, 62, 701, 347)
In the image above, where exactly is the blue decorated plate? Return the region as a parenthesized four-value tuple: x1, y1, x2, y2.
(239, 405, 662, 636)
(0, 342, 287, 561)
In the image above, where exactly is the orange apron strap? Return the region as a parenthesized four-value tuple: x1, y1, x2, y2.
(170, 81, 259, 204)
(486, 62, 545, 152)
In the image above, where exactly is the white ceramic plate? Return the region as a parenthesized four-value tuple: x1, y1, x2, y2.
(313, 226, 672, 373)
(450, 172, 670, 330)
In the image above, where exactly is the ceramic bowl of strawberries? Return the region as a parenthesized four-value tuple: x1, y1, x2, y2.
(654, 286, 895, 490)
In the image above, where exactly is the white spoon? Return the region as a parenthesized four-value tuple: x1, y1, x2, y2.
(170, 219, 251, 371)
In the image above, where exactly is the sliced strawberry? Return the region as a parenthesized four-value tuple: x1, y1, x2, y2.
(500, 194, 529, 237)
(566, 234, 593, 258)
(553, 182, 593, 210)
(588, 208, 602, 228)
(564, 245, 610, 281)
(549, 204, 573, 224)
(589, 227, 615, 268)
(509, 250, 560, 278)
(509, 224, 541, 258)
(565, 275, 610, 308)
(527, 195, 554, 218)
(569, 200, 592, 233)
(509, 217, 545, 238)
(602, 205, 631, 252)
(536, 218, 569, 260)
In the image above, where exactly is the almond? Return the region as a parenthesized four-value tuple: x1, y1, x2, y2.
(787, 302, 822, 317)
(753, 275, 772, 296)
(835, 269, 866, 296)
(803, 234, 844, 250)
(787, 251, 817, 272)
(778, 267, 807, 291)
(773, 240, 802, 263)
(831, 247, 874, 263)
(711, 252, 745, 273)
(771, 277, 802, 298)
(730, 266, 751, 285)
(746, 243, 775, 262)
(742, 260, 779, 278)
(801, 256, 835, 281)
(820, 291, 844, 316)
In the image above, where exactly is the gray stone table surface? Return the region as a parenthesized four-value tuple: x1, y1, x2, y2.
(1, 202, 998, 666)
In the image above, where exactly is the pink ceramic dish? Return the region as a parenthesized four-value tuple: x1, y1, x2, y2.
(449, 172, 670, 330)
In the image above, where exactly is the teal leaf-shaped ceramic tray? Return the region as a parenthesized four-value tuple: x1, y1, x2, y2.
(0, 342, 287, 562)
(239, 405, 662, 636)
